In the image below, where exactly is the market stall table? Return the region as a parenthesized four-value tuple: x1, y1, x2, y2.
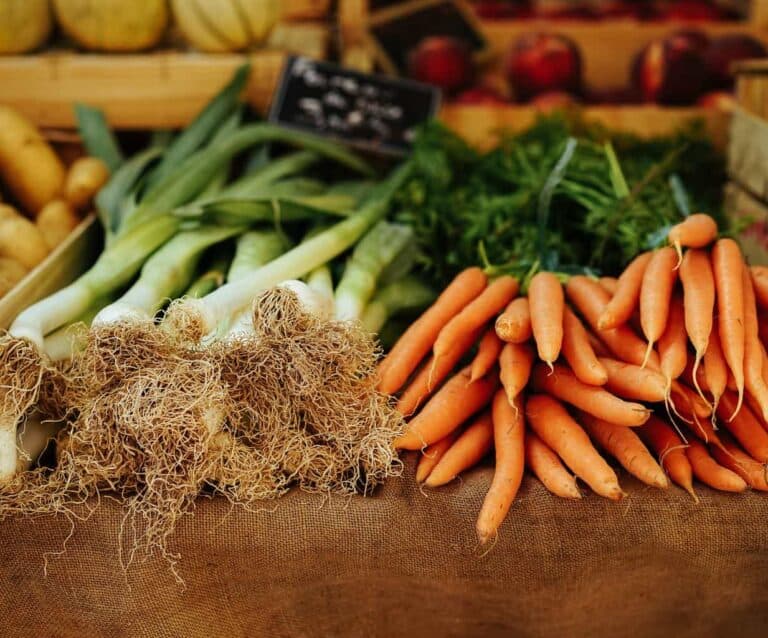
(1, 460, 767, 638)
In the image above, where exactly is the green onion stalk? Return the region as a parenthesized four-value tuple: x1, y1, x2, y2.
(167, 163, 411, 341)
(360, 276, 436, 333)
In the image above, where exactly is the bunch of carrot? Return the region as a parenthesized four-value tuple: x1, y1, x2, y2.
(378, 213, 768, 544)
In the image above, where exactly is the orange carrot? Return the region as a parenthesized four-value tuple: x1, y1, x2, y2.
(587, 331, 610, 357)
(599, 357, 667, 403)
(469, 326, 504, 383)
(638, 415, 696, 500)
(562, 306, 608, 386)
(681, 408, 725, 451)
(598, 252, 652, 330)
(499, 342, 534, 403)
(495, 297, 531, 343)
(670, 380, 712, 419)
(396, 325, 484, 416)
(759, 320, 768, 349)
(526, 394, 623, 500)
(433, 275, 518, 361)
(751, 265, 768, 310)
(395, 367, 498, 450)
(525, 431, 581, 499)
(712, 238, 746, 419)
(476, 391, 526, 543)
(425, 410, 494, 487)
(657, 294, 688, 398)
(741, 265, 768, 422)
(378, 267, 487, 395)
(599, 276, 618, 295)
(668, 213, 718, 262)
(532, 363, 651, 426)
(527, 271, 564, 367)
(710, 434, 768, 491)
(415, 429, 461, 483)
(716, 391, 768, 463)
(704, 327, 728, 412)
(685, 438, 747, 492)
(682, 356, 709, 394)
(566, 276, 661, 369)
(580, 412, 668, 488)
(639, 246, 679, 367)
(679, 248, 715, 398)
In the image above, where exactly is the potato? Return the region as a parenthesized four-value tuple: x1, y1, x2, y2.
(0, 204, 49, 269)
(0, 106, 66, 216)
(0, 256, 28, 297)
(64, 156, 109, 211)
(0, 0, 53, 54)
(36, 199, 80, 249)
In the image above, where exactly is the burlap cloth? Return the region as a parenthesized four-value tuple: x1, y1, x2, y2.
(1, 457, 767, 638)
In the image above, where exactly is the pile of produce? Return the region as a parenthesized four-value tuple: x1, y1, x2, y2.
(0, 67, 434, 570)
(0, 105, 106, 297)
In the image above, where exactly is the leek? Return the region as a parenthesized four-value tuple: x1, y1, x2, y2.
(185, 250, 233, 298)
(227, 231, 288, 283)
(333, 221, 414, 321)
(361, 277, 436, 333)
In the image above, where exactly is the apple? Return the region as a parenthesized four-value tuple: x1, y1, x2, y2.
(505, 32, 582, 102)
(633, 32, 707, 104)
(407, 37, 474, 94)
(705, 35, 768, 89)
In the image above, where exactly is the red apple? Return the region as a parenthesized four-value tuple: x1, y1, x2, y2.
(407, 37, 474, 94)
(588, 87, 640, 104)
(505, 32, 582, 102)
(633, 33, 707, 104)
(659, 0, 725, 21)
(697, 90, 737, 111)
(670, 28, 710, 54)
(473, 1, 531, 19)
(454, 86, 508, 105)
(705, 35, 768, 89)
(531, 91, 578, 112)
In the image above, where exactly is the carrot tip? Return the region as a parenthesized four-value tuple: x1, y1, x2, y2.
(685, 484, 699, 504)
(641, 340, 653, 369)
(673, 240, 683, 270)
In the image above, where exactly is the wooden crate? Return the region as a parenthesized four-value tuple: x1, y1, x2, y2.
(439, 103, 731, 149)
(735, 59, 768, 120)
(727, 105, 768, 198)
(0, 51, 287, 129)
(0, 215, 100, 330)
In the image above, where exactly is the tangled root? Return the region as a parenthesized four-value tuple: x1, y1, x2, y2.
(0, 336, 48, 426)
(0, 288, 405, 569)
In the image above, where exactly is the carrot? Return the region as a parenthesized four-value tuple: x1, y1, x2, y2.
(476, 391, 526, 543)
(580, 412, 668, 488)
(532, 362, 651, 427)
(668, 213, 718, 263)
(599, 357, 667, 403)
(715, 391, 768, 463)
(599, 276, 618, 295)
(639, 246, 679, 367)
(424, 411, 494, 487)
(710, 434, 768, 491)
(685, 438, 747, 492)
(741, 265, 768, 423)
(566, 276, 660, 369)
(469, 327, 504, 383)
(682, 356, 709, 394)
(597, 252, 652, 330)
(656, 294, 688, 399)
(525, 431, 581, 499)
(396, 325, 484, 416)
(495, 297, 531, 344)
(751, 265, 768, 310)
(638, 415, 696, 500)
(378, 267, 487, 395)
(394, 367, 498, 450)
(759, 320, 768, 349)
(587, 331, 610, 357)
(562, 307, 607, 386)
(499, 342, 534, 403)
(528, 271, 564, 367)
(712, 238, 746, 419)
(704, 327, 728, 412)
(682, 409, 725, 452)
(526, 394, 623, 500)
(679, 248, 715, 399)
(670, 381, 712, 419)
(415, 429, 461, 483)
(433, 276, 518, 363)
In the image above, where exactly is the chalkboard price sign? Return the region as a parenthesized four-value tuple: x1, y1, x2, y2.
(268, 56, 441, 156)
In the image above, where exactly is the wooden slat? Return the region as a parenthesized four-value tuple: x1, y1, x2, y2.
(0, 51, 287, 129)
(724, 181, 768, 264)
(0, 215, 100, 330)
(439, 104, 731, 150)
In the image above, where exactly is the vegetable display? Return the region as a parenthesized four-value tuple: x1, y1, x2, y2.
(380, 211, 768, 543)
